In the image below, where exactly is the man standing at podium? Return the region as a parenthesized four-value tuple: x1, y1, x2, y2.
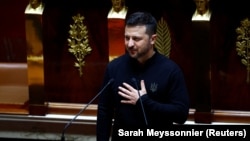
(97, 11, 189, 141)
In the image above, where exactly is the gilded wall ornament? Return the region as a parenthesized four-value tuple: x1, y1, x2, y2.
(68, 13, 92, 77)
(236, 18, 250, 83)
(155, 17, 171, 58)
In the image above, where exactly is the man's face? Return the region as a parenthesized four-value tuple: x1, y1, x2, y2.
(124, 25, 156, 63)
(112, 0, 123, 12)
(194, 0, 208, 15)
(30, 0, 41, 9)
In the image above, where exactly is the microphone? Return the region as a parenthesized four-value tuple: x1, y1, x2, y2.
(61, 78, 114, 141)
(131, 78, 148, 127)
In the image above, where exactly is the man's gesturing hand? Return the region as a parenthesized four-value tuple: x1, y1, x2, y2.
(118, 80, 147, 105)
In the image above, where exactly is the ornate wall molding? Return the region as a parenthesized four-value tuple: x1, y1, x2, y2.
(236, 18, 250, 84)
(68, 13, 92, 77)
(155, 17, 171, 58)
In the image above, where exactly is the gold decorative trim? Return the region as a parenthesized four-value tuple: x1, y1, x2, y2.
(236, 18, 250, 83)
(155, 17, 171, 58)
(68, 13, 92, 77)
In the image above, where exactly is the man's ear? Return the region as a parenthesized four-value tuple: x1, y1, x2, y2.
(151, 34, 157, 44)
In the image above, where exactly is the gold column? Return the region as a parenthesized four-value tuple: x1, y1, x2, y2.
(25, 1, 47, 115)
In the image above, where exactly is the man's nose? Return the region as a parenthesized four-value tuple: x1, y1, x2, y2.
(127, 39, 134, 47)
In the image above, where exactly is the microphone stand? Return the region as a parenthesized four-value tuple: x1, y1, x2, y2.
(132, 78, 148, 127)
(61, 78, 114, 141)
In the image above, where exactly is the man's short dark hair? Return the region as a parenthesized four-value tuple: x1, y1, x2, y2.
(125, 12, 157, 36)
